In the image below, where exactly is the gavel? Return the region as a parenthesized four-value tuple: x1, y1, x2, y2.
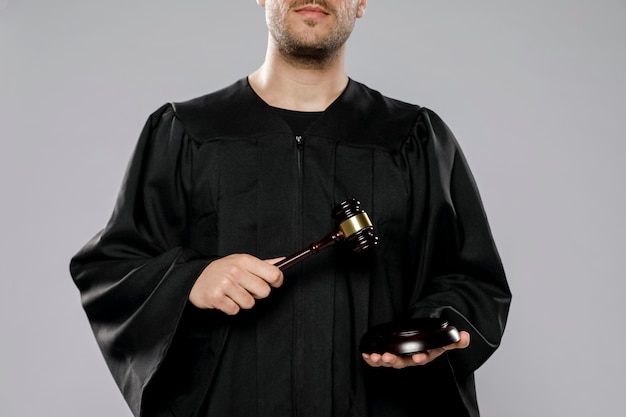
(274, 198, 378, 270)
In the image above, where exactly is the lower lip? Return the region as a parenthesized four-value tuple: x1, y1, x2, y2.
(296, 9, 329, 19)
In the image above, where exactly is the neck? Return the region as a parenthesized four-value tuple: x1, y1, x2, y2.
(248, 37, 349, 112)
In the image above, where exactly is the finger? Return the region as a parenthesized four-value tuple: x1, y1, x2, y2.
(455, 331, 471, 349)
(367, 353, 412, 369)
(362, 353, 381, 366)
(222, 281, 257, 310)
(266, 256, 286, 265)
(364, 352, 382, 363)
(383, 353, 416, 369)
(439, 331, 471, 353)
(222, 255, 277, 297)
(411, 352, 430, 365)
(239, 255, 284, 288)
(411, 331, 472, 365)
(237, 274, 272, 299)
(261, 262, 284, 288)
(215, 296, 242, 316)
(362, 353, 384, 368)
(381, 352, 397, 364)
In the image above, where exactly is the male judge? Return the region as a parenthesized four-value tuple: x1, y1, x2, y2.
(70, 1, 511, 416)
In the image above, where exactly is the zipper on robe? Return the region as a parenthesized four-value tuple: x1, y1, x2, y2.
(295, 135, 304, 174)
(292, 134, 305, 415)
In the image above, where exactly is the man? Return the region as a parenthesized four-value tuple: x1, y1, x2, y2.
(70, 1, 511, 416)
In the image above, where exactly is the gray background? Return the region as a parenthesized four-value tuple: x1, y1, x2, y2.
(1, 0, 624, 416)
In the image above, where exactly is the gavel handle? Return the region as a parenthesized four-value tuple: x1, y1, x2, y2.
(274, 232, 342, 271)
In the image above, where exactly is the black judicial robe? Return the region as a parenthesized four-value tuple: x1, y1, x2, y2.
(70, 78, 511, 417)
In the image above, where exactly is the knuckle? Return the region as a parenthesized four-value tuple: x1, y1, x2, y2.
(235, 253, 253, 265)
(220, 276, 233, 287)
(241, 297, 256, 310)
(225, 305, 240, 315)
(260, 285, 272, 298)
(209, 287, 226, 302)
(268, 269, 283, 286)
(226, 264, 241, 277)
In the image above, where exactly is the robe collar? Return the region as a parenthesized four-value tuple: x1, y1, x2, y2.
(172, 77, 419, 151)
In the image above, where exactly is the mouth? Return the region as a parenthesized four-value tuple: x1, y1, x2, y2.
(294, 5, 330, 19)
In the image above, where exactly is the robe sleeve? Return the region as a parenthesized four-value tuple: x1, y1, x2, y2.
(69, 104, 215, 416)
(407, 108, 512, 375)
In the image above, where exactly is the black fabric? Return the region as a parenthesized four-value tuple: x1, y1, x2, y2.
(271, 106, 323, 135)
(70, 78, 511, 417)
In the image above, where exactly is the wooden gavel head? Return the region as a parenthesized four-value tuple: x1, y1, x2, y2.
(275, 198, 378, 270)
(331, 198, 378, 252)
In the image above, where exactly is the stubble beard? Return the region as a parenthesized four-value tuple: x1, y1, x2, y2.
(267, 1, 358, 69)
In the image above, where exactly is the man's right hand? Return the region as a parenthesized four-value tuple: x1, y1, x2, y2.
(189, 254, 284, 315)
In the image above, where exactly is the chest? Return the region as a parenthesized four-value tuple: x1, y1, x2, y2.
(187, 134, 415, 258)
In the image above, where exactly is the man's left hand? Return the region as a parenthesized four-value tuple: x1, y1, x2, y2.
(362, 331, 470, 369)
